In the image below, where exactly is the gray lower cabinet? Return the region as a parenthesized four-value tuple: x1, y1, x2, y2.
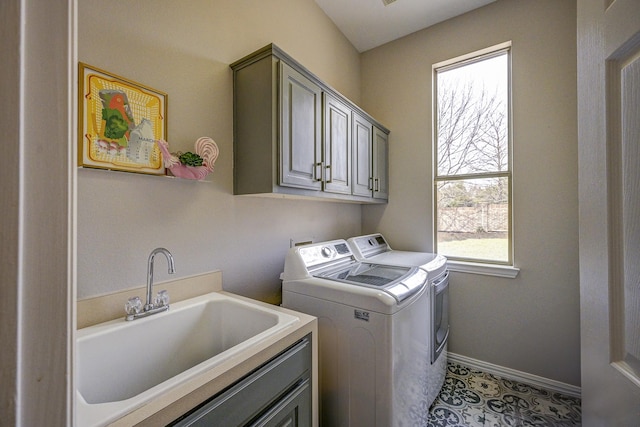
(231, 43, 388, 204)
(170, 336, 312, 427)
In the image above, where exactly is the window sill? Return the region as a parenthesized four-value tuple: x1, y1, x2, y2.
(446, 260, 520, 278)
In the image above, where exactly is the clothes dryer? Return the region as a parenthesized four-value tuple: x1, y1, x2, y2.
(282, 239, 445, 427)
(347, 233, 449, 364)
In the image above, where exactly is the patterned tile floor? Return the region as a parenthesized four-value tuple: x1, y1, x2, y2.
(427, 362, 582, 426)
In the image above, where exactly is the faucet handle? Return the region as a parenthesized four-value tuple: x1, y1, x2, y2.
(125, 296, 142, 315)
(154, 290, 170, 308)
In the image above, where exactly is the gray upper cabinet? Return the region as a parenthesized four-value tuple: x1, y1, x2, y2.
(353, 113, 389, 201)
(373, 126, 389, 200)
(280, 62, 322, 190)
(231, 44, 389, 204)
(323, 93, 352, 195)
(352, 113, 373, 198)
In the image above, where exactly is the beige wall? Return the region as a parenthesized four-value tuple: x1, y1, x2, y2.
(7, 0, 582, 422)
(77, 0, 363, 302)
(78, 0, 581, 386)
(361, 0, 580, 385)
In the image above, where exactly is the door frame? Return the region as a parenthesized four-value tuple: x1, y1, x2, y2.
(0, 0, 76, 424)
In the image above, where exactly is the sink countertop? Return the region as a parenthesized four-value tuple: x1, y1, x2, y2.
(77, 272, 318, 427)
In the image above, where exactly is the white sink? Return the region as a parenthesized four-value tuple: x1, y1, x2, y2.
(76, 292, 299, 426)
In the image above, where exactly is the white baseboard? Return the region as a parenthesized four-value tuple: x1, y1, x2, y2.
(447, 352, 582, 399)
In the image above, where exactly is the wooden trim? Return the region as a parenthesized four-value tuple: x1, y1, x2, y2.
(7, 0, 77, 424)
(0, 1, 22, 424)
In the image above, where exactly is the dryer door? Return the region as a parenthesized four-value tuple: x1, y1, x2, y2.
(432, 271, 450, 364)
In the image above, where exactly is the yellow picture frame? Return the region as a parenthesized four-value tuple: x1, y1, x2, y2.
(78, 63, 167, 175)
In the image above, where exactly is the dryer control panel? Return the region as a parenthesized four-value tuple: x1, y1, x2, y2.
(348, 233, 391, 259)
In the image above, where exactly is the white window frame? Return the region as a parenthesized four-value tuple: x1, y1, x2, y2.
(433, 42, 519, 278)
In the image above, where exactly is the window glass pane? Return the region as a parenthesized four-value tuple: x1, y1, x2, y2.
(436, 177, 509, 262)
(436, 53, 509, 176)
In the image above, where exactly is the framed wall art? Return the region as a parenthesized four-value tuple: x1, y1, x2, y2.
(78, 63, 167, 175)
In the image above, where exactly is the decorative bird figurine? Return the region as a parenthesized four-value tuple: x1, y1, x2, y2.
(156, 137, 219, 180)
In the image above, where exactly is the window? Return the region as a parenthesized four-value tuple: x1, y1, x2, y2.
(433, 44, 513, 267)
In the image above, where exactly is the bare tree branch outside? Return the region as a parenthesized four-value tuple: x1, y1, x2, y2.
(435, 51, 511, 263)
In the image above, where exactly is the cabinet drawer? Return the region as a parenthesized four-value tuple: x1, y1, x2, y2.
(170, 336, 311, 426)
(250, 378, 311, 427)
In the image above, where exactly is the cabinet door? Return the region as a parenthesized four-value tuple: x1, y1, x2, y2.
(249, 379, 311, 427)
(352, 113, 373, 197)
(323, 94, 351, 195)
(280, 62, 322, 190)
(170, 337, 311, 427)
(372, 126, 389, 200)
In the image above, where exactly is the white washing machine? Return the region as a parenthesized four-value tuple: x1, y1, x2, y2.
(347, 233, 450, 364)
(282, 239, 445, 427)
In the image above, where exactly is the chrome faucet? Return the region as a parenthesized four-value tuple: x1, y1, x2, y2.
(125, 247, 176, 321)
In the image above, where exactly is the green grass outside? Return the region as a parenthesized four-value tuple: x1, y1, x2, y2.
(438, 234, 508, 262)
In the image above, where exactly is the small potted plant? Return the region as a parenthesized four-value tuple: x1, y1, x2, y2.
(156, 137, 219, 180)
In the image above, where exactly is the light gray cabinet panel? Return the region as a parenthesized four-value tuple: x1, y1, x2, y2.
(280, 63, 322, 190)
(323, 93, 351, 195)
(373, 126, 389, 201)
(353, 113, 389, 201)
(231, 44, 388, 204)
(353, 113, 373, 197)
(232, 54, 276, 196)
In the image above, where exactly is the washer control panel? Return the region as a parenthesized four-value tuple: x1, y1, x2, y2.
(299, 240, 353, 268)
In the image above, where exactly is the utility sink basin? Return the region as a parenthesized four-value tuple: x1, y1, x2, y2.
(76, 292, 299, 426)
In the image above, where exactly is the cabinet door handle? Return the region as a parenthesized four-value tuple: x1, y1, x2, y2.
(314, 162, 323, 182)
(325, 164, 332, 183)
(368, 177, 374, 190)
(374, 178, 379, 192)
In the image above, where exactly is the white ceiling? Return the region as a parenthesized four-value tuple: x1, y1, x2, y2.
(314, 0, 496, 52)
